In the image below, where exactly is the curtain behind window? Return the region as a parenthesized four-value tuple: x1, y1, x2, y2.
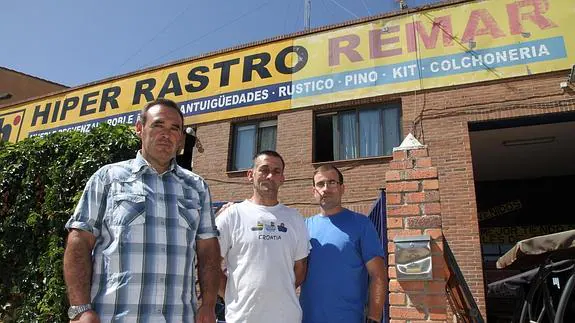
(359, 109, 382, 157)
(339, 111, 358, 160)
(233, 124, 256, 170)
(259, 125, 276, 151)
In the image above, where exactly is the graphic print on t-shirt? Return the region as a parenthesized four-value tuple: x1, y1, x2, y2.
(252, 219, 288, 240)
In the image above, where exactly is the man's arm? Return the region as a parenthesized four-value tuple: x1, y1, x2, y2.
(365, 256, 388, 322)
(294, 257, 308, 288)
(63, 229, 99, 321)
(196, 238, 221, 323)
(218, 257, 227, 298)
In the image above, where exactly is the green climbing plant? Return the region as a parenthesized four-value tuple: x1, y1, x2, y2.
(0, 124, 139, 322)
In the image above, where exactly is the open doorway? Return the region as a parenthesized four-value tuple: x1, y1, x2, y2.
(469, 112, 575, 321)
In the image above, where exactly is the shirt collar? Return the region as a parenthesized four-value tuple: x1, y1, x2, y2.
(132, 151, 178, 175)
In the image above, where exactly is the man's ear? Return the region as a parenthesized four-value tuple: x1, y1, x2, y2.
(247, 169, 254, 182)
(177, 131, 185, 151)
(135, 120, 143, 138)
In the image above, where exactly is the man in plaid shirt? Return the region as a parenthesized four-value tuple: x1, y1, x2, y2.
(63, 98, 220, 322)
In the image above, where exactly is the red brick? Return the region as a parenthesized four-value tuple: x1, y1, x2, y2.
(422, 179, 440, 190)
(422, 202, 441, 215)
(386, 181, 419, 193)
(388, 253, 395, 266)
(405, 192, 426, 203)
(389, 306, 427, 320)
(388, 266, 397, 279)
(408, 148, 429, 158)
(406, 215, 442, 229)
(415, 157, 433, 168)
(409, 294, 448, 307)
(390, 159, 413, 170)
(425, 190, 440, 202)
(389, 293, 406, 306)
(388, 280, 402, 292)
(387, 217, 404, 229)
(386, 170, 401, 181)
(388, 241, 395, 253)
(393, 150, 408, 160)
(429, 311, 448, 320)
(405, 168, 438, 180)
(386, 193, 402, 205)
(388, 204, 420, 216)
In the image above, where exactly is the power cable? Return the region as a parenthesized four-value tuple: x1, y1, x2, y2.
(141, 1, 272, 69)
(117, 1, 194, 70)
(359, 0, 372, 16)
(326, 0, 360, 19)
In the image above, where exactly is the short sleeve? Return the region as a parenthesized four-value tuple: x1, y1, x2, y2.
(294, 213, 311, 261)
(64, 169, 108, 237)
(215, 205, 233, 258)
(195, 180, 219, 240)
(360, 217, 385, 263)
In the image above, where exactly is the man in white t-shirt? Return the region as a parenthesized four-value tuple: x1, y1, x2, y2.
(216, 150, 310, 323)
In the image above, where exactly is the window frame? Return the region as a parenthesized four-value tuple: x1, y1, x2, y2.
(314, 103, 402, 163)
(229, 118, 278, 171)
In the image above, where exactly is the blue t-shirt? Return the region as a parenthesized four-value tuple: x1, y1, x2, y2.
(300, 208, 385, 323)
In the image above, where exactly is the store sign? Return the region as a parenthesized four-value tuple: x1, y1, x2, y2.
(1, 0, 572, 142)
(481, 225, 575, 244)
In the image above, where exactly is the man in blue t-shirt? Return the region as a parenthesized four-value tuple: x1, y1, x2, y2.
(300, 165, 388, 323)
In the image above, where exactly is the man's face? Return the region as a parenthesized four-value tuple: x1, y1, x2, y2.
(313, 170, 344, 210)
(248, 155, 285, 196)
(136, 104, 183, 168)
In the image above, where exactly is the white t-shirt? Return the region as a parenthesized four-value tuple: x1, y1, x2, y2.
(216, 199, 310, 323)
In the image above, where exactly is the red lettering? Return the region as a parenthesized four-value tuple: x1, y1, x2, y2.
(328, 34, 362, 66)
(370, 26, 402, 59)
(507, 0, 557, 35)
(462, 9, 506, 42)
(406, 16, 453, 52)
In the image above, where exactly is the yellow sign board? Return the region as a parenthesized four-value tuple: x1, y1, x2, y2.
(1, 0, 572, 142)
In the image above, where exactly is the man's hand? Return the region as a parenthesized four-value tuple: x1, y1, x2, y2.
(70, 309, 100, 323)
(215, 202, 234, 217)
(195, 304, 216, 323)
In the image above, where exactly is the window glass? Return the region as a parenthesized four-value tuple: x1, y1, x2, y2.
(231, 120, 277, 170)
(232, 124, 256, 170)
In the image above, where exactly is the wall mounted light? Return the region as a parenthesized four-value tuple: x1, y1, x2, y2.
(0, 92, 13, 100)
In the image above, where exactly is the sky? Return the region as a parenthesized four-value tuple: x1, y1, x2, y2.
(0, 0, 441, 87)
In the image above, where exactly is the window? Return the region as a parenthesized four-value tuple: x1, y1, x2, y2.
(314, 104, 401, 162)
(231, 119, 277, 170)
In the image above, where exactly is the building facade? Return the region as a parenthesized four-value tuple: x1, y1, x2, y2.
(2, 0, 574, 320)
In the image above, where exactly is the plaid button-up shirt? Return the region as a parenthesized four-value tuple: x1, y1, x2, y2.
(65, 152, 219, 322)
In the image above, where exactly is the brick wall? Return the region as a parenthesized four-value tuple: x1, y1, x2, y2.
(192, 70, 575, 320)
(386, 146, 449, 322)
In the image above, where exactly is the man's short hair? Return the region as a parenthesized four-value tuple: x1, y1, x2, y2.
(140, 98, 184, 127)
(313, 165, 344, 185)
(253, 150, 285, 171)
